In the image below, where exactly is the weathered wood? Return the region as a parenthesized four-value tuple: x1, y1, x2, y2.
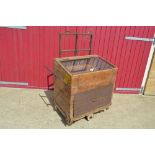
(54, 60, 71, 117)
(144, 53, 155, 95)
(145, 79, 155, 95)
(73, 103, 111, 122)
(73, 84, 113, 117)
(54, 55, 117, 125)
(71, 69, 117, 94)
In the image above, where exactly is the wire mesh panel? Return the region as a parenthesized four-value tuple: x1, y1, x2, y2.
(60, 57, 113, 74)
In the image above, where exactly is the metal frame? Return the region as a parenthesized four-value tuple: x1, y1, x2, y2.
(125, 36, 155, 44)
(141, 34, 155, 94)
(0, 81, 28, 86)
(0, 26, 27, 29)
(125, 34, 155, 94)
(116, 88, 141, 91)
(59, 32, 93, 57)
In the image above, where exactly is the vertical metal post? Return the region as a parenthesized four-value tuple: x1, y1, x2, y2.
(89, 34, 93, 55)
(75, 33, 78, 56)
(59, 33, 62, 57)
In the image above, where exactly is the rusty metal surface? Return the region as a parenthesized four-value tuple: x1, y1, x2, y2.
(59, 32, 93, 57)
(73, 84, 113, 117)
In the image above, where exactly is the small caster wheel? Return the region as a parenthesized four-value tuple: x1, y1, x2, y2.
(106, 107, 109, 110)
(86, 114, 93, 121)
(66, 119, 72, 126)
(54, 104, 58, 111)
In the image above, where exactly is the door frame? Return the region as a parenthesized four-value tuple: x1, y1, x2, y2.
(141, 33, 155, 94)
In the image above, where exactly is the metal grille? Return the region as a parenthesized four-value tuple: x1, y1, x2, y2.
(61, 57, 113, 74)
(59, 32, 93, 57)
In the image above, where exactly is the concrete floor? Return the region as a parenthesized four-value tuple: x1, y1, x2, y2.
(0, 87, 155, 128)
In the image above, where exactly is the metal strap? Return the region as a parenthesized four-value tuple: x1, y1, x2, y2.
(116, 88, 141, 91)
(0, 81, 28, 86)
(125, 36, 154, 42)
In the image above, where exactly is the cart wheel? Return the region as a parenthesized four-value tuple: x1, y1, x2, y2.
(66, 119, 72, 126)
(86, 114, 93, 121)
(54, 104, 58, 111)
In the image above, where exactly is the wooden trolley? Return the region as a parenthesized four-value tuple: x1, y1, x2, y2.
(53, 55, 117, 125)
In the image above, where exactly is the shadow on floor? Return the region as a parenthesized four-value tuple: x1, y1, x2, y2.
(39, 90, 68, 126)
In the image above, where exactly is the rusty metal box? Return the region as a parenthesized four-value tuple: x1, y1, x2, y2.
(53, 55, 117, 125)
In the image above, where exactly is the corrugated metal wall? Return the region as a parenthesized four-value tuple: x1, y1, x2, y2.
(0, 26, 155, 93)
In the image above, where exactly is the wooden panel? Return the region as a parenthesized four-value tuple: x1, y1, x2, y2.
(145, 79, 155, 95)
(148, 71, 155, 79)
(151, 55, 155, 69)
(71, 69, 117, 94)
(54, 59, 71, 116)
(144, 53, 155, 95)
(74, 84, 113, 117)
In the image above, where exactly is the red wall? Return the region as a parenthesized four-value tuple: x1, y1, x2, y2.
(0, 26, 155, 93)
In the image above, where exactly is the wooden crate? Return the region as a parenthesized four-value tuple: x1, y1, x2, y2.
(53, 55, 117, 125)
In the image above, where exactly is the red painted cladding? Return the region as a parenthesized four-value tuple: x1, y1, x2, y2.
(0, 26, 155, 93)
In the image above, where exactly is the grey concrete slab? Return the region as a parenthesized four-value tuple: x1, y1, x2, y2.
(0, 87, 155, 128)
